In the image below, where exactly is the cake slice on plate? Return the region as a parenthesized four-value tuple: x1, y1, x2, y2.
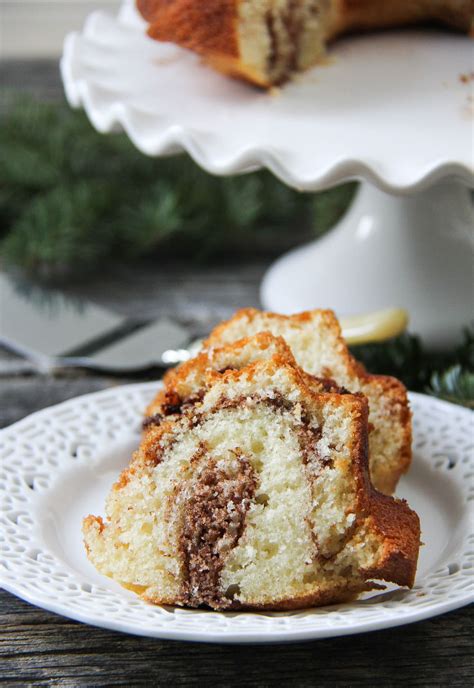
(84, 348, 419, 610)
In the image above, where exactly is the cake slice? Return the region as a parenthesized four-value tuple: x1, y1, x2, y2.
(84, 352, 419, 610)
(136, 0, 473, 87)
(204, 308, 411, 495)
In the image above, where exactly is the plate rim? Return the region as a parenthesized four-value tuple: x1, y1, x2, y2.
(1, 383, 473, 643)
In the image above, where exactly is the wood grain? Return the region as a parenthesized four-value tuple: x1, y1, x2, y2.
(1, 589, 472, 687)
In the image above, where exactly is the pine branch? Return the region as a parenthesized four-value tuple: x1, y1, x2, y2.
(427, 365, 474, 409)
(0, 96, 355, 277)
(351, 327, 474, 406)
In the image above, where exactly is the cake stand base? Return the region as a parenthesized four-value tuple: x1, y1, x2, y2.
(261, 181, 473, 349)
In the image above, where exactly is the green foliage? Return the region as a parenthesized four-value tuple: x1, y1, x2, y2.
(312, 182, 357, 236)
(0, 95, 355, 277)
(351, 328, 474, 407)
(428, 366, 474, 409)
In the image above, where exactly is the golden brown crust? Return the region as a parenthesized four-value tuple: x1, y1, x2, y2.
(205, 309, 360, 393)
(162, 331, 295, 394)
(136, 0, 274, 87)
(137, 0, 239, 58)
(327, 0, 473, 38)
(333, 390, 419, 589)
(362, 374, 412, 495)
(205, 307, 359, 379)
(365, 493, 420, 588)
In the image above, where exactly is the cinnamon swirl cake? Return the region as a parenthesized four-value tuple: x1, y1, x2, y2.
(136, 0, 473, 87)
(83, 345, 419, 610)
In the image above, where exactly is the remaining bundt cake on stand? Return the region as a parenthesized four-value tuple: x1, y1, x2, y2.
(84, 339, 419, 611)
(136, 0, 473, 87)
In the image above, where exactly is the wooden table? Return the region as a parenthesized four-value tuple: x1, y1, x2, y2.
(1, 60, 472, 687)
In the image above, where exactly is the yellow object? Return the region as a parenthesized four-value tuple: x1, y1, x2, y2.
(341, 308, 408, 346)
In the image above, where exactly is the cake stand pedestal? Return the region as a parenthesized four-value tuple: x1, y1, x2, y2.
(61, 0, 474, 347)
(261, 180, 473, 349)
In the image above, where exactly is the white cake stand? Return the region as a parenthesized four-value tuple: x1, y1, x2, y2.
(61, 0, 474, 347)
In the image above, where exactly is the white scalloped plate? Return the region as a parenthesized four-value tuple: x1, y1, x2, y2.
(1, 383, 473, 643)
(60, 0, 474, 193)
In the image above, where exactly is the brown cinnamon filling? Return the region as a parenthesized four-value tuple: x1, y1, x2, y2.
(175, 391, 327, 475)
(159, 391, 341, 599)
(181, 390, 206, 411)
(142, 413, 164, 429)
(265, 10, 278, 74)
(161, 389, 181, 415)
(268, 1, 322, 85)
(144, 374, 345, 431)
(143, 390, 205, 430)
(207, 393, 350, 562)
(210, 392, 311, 423)
(300, 424, 330, 470)
(265, 1, 302, 84)
(179, 452, 257, 609)
(282, 0, 302, 78)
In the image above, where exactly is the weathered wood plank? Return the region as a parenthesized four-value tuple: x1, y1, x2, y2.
(1, 591, 472, 687)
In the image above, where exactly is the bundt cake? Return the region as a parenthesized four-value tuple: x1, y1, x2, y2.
(136, 0, 473, 87)
(84, 348, 419, 610)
